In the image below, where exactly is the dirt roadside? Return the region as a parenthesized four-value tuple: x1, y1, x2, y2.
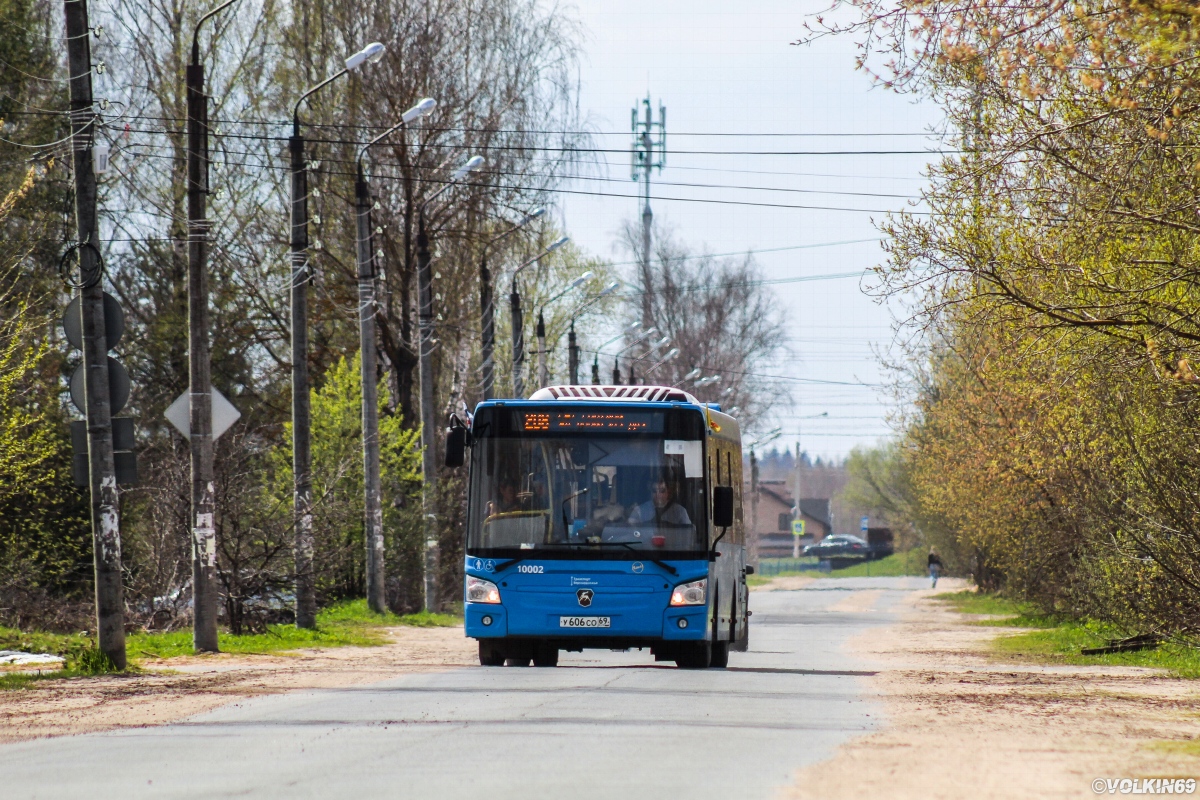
(774, 580, 1200, 800)
(0, 625, 476, 744)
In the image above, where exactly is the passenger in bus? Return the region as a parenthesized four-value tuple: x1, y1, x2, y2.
(628, 479, 691, 527)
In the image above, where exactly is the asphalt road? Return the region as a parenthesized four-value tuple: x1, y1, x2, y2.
(3, 577, 929, 799)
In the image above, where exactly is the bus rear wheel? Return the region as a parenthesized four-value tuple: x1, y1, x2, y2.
(479, 640, 505, 667)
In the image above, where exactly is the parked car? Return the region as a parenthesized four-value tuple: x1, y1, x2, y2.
(803, 534, 870, 558)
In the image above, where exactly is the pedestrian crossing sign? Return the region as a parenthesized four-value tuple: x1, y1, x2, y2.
(791, 519, 805, 537)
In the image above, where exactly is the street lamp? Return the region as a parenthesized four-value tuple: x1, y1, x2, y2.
(185, 0, 240, 654)
(510, 235, 569, 397)
(563, 281, 620, 384)
(417, 153, 484, 612)
(353, 97, 436, 614)
(534, 272, 593, 387)
(478, 207, 545, 400)
(609, 326, 659, 385)
(644, 346, 679, 376)
(288, 40, 386, 630)
(593, 320, 640, 384)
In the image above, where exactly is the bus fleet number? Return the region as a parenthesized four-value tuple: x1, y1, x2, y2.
(517, 565, 544, 574)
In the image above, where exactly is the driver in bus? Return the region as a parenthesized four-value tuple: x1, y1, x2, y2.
(486, 479, 524, 516)
(628, 479, 691, 527)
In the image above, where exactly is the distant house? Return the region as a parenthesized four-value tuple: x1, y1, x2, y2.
(743, 479, 832, 560)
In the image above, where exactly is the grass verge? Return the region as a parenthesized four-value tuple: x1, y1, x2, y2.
(128, 600, 461, 661)
(0, 599, 463, 686)
(828, 549, 929, 578)
(936, 590, 1200, 678)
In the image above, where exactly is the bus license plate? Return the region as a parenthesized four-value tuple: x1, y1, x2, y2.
(559, 616, 610, 628)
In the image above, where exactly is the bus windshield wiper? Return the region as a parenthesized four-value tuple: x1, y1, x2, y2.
(540, 541, 679, 575)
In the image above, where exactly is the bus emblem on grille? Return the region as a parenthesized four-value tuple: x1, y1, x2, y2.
(631, 562, 644, 573)
(576, 589, 594, 607)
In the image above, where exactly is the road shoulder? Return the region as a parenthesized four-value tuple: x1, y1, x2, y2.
(780, 586, 1200, 800)
(0, 625, 475, 744)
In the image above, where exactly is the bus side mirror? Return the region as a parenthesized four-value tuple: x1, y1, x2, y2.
(712, 486, 734, 528)
(444, 426, 467, 468)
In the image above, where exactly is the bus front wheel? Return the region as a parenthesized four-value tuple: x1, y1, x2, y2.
(479, 640, 505, 667)
(675, 641, 711, 669)
(709, 640, 729, 668)
(532, 644, 559, 667)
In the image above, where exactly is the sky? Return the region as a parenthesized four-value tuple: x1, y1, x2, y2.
(552, 1, 944, 460)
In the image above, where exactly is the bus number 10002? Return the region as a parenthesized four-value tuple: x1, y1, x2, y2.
(517, 565, 544, 573)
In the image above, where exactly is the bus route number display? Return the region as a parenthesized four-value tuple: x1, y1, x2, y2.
(520, 411, 657, 433)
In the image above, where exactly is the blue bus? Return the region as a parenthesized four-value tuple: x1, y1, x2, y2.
(445, 385, 751, 669)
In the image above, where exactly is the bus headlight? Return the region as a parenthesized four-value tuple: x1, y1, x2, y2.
(466, 576, 501, 604)
(670, 578, 707, 606)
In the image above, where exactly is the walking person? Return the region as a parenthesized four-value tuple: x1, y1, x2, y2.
(927, 547, 943, 589)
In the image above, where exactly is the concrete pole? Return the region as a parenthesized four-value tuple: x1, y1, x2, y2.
(289, 129, 316, 629)
(417, 213, 440, 611)
(479, 256, 495, 399)
(793, 442, 802, 558)
(186, 45, 218, 652)
(510, 285, 524, 398)
(536, 311, 548, 388)
(568, 321, 579, 385)
(749, 449, 760, 568)
(64, 0, 125, 669)
(356, 167, 385, 613)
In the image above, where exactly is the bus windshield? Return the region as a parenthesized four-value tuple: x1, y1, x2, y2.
(467, 431, 708, 555)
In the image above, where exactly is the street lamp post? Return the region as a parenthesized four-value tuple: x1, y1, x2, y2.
(186, 0, 240, 654)
(354, 97, 436, 614)
(509, 235, 568, 397)
(534, 271, 592, 387)
(552, 281, 618, 384)
(289, 40, 385, 629)
(417, 154, 484, 612)
(612, 327, 660, 384)
(478, 208, 544, 400)
(593, 321, 640, 385)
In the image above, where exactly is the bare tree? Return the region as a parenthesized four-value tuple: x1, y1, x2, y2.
(616, 219, 790, 429)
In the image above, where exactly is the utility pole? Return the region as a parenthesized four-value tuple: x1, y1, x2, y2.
(288, 122, 316, 630)
(793, 442, 802, 558)
(64, 0, 125, 669)
(508, 236, 567, 398)
(479, 259, 495, 399)
(749, 448, 760, 568)
(568, 321, 579, 385)
(356, 166, 385, 613)
(287, 41, 385, 629)
(536, 311, 548, 388)
(416, 215, 440, 611)
(631, 95, 665, 332)
(351, 98, 435, 615)
(479, 207, 543, 400)
(510, 283, 525, 398)
(186, 0, 237, 652)
(414, 154, 482, 612)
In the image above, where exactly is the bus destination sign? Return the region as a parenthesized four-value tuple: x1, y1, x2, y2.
(520, 411, 659, 433)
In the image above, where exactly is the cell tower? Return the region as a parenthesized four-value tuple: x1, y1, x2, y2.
(631, 95, 665, 330)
